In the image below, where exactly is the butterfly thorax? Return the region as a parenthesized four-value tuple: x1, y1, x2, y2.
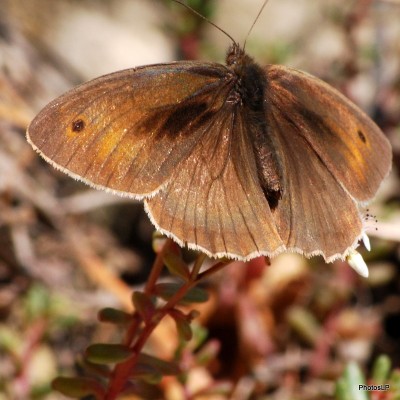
(226, 44, 265, 112)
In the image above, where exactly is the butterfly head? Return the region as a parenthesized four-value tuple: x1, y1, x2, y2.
(226, 43, 255, 76)
(226, 43, 244, 65)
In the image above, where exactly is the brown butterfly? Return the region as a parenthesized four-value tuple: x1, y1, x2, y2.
(27, 27, 391, 263)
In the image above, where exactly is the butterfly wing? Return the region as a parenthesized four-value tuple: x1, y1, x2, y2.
(145, 106, 285, 259)
(264, 65, 392, 261)
(266, 65, 391, 202)
(28, 58, 391, 261)
(27, 62, 231, 198)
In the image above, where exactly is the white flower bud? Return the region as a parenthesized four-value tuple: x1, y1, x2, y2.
(361, 232, 371, 251)
(346, 249, 369, 278)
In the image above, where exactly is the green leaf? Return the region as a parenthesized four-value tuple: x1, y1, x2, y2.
(163, 252, 190, 281)
(154, 283, 208, 303)
(190, 323, 208, 349)
(86, 344, 133, 364)
(335, 377, 350, 400)
(98, 307, 133, 325)
(132, 291, 156, 323)
(52, 377, 105, 398)
(132, 363, 162, 384)
(286, 306, 320, 345)
(343, 362, 368, 400)
(187, 309, 201, 321)
(372, 354, 391, 384)
(24, 284, 51, 320)
(335, 362, 369, 400)
(390, 370, 400, 396)
(196, 381, 233, 396)
(0, 326, 21, 354)
(137, 353, 180, 376)
(196, 340, 220, 366)
(123, 380, 163, 399)
(170, 309, 193, 341)
(80, 359, 111, 378)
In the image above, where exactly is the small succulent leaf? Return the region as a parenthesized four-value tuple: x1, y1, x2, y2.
(132, 291, 156, 322)
(187, 309, 201, 321)
(132, 363, 162, 384)
(154, 283, 208, 303)
(97, 307, 133, 325)
(137, 352, 180, 376)
(123, 380, 163, 399)
(170, 309, 193, 341)
(286, 306, 320, 345)
(80, 359, 111, 378)
(164, 252, 190, 281)
(390, 370, 400, 394)
(343, 362, 368, 400)
(190, 323, 209, 349)
(334, 377, 350, 400)
(52, 377, 105, 398)
(196, 340, 220, 366)
(183, 286, 208, 303)
(86, 343, 133, 364)
(372, 354, 391, 384)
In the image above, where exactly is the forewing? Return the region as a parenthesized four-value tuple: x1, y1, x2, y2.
(27, 62, 230, 198)
(264, 65, 391, 260)
(265, 65, 391, 203)
(145, 107, 285, 259)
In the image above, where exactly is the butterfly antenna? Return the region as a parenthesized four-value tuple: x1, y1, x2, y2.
(172, 0, 236, 44)
(243, 0, 270, 50)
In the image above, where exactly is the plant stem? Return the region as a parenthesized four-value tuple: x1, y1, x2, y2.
(121, 238, 172, 348)
(144, 238, 173, 295)
(190, 253, 207, 280)
(105, 275, 198, 399)
(105, 247, 230, 399)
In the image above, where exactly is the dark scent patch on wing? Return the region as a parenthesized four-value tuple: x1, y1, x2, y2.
(72, 119, 85, 132)
(187, 66, 227, 79)
(161, 102, 208, 137)
(357, 129, 366, 143)
(295, 106, 341, 145)
(141, 101, 215, 140)
(296, 107, 325, 130)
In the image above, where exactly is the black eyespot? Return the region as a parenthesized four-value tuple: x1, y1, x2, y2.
(72, 119, 85, 132)
(357, 129, 366, 143)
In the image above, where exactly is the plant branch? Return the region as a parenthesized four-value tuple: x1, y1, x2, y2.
(105, 248, 230, 399)
(144, 238, 173, 295)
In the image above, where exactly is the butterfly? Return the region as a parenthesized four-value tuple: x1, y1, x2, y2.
(27, 36, 391, 263)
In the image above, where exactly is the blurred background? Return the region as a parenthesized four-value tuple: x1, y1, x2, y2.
(0, 0, 399, 399)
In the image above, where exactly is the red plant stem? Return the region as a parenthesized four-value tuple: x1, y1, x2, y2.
(144, 238, 173, 295)
(14, 318, 47, 398)
(104, 246, 230, 399)
(105, 278, 199, 399)
(119, 239, 173, 348)
(190, 253, 207, 280)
